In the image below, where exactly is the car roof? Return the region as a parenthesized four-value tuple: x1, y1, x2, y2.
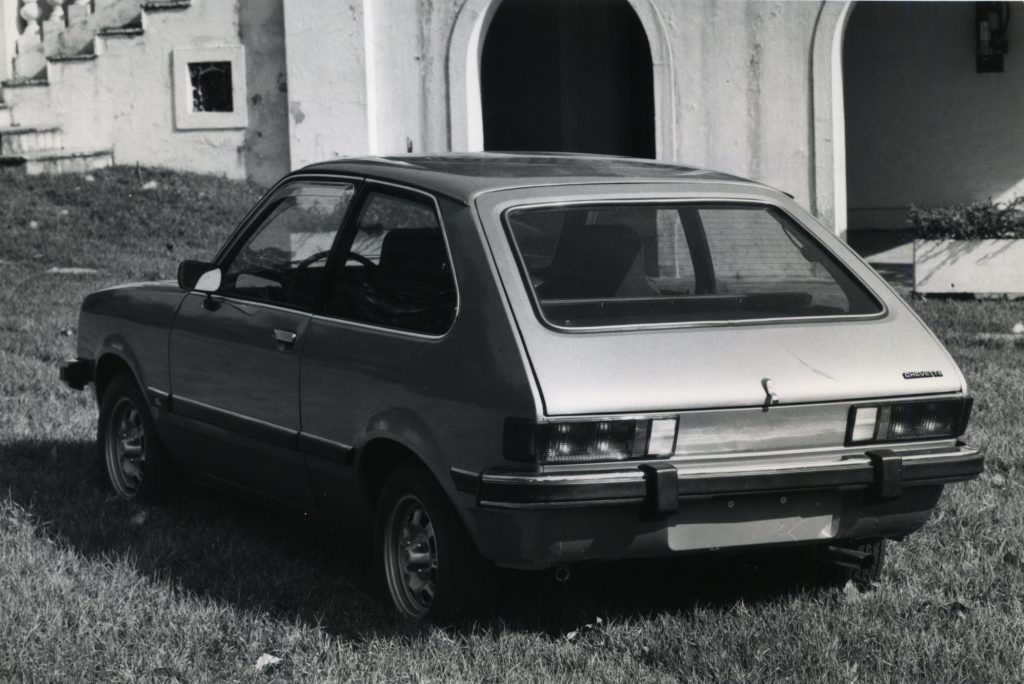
(297, 153, 772, 204)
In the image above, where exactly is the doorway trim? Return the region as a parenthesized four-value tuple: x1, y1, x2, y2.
(810, 0, 854, 238)
(446, 0, 677, 159)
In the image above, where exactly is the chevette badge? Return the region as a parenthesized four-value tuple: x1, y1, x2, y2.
(902, 370, 944, 379)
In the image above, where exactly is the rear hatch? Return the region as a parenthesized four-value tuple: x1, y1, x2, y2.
(515, 312, 961, 416)
(475, 183, 964, 429)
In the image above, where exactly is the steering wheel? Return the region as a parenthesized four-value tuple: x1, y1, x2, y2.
(346, 252, 378, 270)
(294, 249, 332, 271)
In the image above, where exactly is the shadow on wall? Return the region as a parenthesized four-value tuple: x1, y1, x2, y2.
(0, 437, 831, 635)
(239, 0, 290, 186)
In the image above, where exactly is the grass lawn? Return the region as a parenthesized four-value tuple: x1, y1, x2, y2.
(1, 168, 1022, 682)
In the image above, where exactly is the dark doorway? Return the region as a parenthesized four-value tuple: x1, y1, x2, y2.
(481, 0, 655, 158)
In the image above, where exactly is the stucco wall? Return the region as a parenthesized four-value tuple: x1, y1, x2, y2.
(6, 0, 289, 184)
(656, 1, 820, 207)
(282, 0, 371, 166)
(284, 0, 831, 225)
(844, 1, 1024, 230)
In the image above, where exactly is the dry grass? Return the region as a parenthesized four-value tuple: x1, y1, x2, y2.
(1, 168, 1022, 682)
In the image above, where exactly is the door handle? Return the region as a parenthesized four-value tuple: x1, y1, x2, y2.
(273, 328, 298, 350)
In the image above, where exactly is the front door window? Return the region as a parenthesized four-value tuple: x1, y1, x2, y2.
(220, 182, 355, 309)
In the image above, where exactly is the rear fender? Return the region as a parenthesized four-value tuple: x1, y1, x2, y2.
(353, 407, 449, 488)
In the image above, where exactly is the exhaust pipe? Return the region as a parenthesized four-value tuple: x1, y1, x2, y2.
(825, 545, 875, 571)
(554, 566, 571, 583)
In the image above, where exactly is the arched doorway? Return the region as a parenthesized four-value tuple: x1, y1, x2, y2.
(479, 0, 655, 158)
(843, 1, 1024, 239)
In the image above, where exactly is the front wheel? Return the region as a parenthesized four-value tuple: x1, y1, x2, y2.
(374, 463, 489, 622)
(97, 372, 171, 503)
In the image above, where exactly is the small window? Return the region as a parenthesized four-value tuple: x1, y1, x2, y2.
(189, 61, 233, 112)
(323, 190, 456, 335)
(506, 203, 882, 328)
(220, 183, 355, 309)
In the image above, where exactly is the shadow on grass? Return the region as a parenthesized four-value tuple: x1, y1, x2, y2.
(0, 437, 830, 639)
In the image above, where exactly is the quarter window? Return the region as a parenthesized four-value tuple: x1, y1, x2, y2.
(323, 189, 456, 335)
(220, 183, 355, 309)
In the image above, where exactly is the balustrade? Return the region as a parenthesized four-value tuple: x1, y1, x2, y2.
(4, 0, 98, 78)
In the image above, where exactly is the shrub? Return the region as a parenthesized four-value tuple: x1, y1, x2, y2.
(908, 197, 1024, 240)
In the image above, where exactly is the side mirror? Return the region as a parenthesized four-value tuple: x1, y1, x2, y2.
(177, 260, 222, 293)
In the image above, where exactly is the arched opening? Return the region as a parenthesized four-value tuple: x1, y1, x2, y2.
(479, 0, 655, 158)
(842, 1, 1024, 250)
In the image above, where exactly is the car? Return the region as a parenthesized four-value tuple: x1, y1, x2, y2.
(60, 153, 983, 620)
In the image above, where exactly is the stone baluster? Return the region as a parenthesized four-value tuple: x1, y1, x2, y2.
(60, 0, 89, 58)
(67, 0, 88, 24)
(13, 0, 46, 78)
(42, 0, 64, 55)
(18, 0, 40, 36)
(47, 0, 65, 23)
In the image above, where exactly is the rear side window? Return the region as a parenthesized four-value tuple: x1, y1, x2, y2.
(322, 189, 457, 335)
(506, 203, 882, 328)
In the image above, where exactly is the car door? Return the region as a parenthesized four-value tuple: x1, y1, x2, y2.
(167, 179, 357, 509)
(297, 184, 458, 525)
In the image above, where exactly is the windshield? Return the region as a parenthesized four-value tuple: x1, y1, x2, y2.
(505, 203, 883, 328)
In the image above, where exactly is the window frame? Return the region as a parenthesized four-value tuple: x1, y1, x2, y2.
(501, 198, 888, 333)
(212, 177, 360, 312)
(312, 179, 461, 340)
(173, 46, 248, 130)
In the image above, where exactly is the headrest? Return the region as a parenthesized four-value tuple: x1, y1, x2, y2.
(540, 223, 643, 299)
(376, 228, 452, 298)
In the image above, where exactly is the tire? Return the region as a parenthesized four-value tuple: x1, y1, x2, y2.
(374, 462, 490, 622)
(816, 539, 887, 590)
(96, 371, 172, 503)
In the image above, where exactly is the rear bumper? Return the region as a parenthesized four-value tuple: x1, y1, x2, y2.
(463, 443, 982, 510)
(59, 357, 93, 391)
(453, 443, 982, 568)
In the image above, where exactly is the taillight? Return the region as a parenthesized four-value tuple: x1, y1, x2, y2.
(504, 417, 678, 464)
(846, 397, 972, 445)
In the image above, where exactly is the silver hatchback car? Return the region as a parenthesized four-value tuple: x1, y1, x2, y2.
(61, 154, 982, 621)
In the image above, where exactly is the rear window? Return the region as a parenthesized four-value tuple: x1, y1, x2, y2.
(505, 203, 882, 328)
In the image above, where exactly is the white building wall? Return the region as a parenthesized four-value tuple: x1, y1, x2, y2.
(1, 0, 290, 185)
(285, 0, 834, 226)
(283, 0, 372, 167)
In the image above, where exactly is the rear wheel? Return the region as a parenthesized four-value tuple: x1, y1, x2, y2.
(374, 462, 489, 622)
(97, 372, 171, 503)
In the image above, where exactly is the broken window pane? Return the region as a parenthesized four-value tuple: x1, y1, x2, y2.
(188, 61, 233, 113)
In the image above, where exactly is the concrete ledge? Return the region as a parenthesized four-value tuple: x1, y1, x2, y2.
(914, 239, 1024, 296)
(142, 0, 191, 10)
(97, 26, 145, 37)
(48, 54, 98, 63)
(0, 148, 114, 175)
(18, 148, 112, 161)
(1, 78, 50, 88)
(0, 125, 61, 134)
